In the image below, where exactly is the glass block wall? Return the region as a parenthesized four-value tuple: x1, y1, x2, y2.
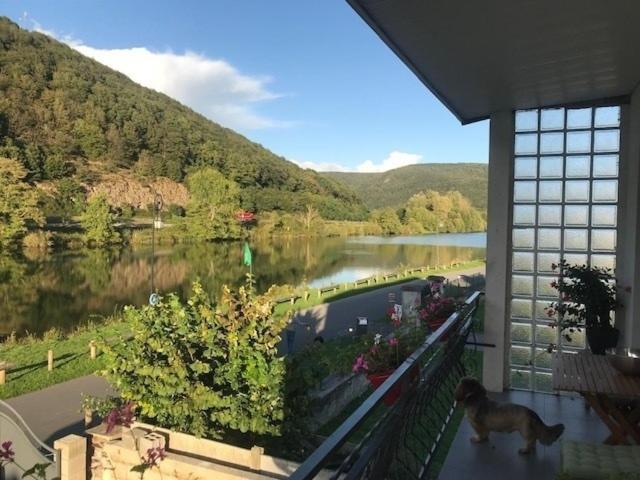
(510, 106, 620, 391)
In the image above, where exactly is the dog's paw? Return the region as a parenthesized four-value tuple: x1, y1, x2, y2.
(470, 436, 488, 444)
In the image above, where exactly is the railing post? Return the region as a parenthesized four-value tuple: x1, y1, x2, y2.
(89, 341, 97, 360)
(47, 350, 54, 371)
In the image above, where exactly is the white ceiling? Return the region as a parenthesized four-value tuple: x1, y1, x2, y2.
(347, 0, 640, 123)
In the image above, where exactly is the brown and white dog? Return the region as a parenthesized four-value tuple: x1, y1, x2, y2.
(454, 377, 564, 454)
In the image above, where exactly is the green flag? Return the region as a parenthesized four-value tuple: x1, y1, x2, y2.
(242, 241, 253, 267)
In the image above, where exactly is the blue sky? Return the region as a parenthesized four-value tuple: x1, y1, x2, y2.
(4, 1, 488, 172)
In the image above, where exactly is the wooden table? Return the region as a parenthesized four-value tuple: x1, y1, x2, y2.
(553, 352, 640, 445)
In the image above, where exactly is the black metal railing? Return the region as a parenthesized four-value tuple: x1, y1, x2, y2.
(290, 291, 483, 480)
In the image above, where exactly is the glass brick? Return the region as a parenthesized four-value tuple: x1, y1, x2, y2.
(511, 369, 532, 389)
(511, 322, 532, 343)
(537, 276, 558, 298)
(535, 372, 554, 392)
(591, 229, 616, 252)
(594, 106, 620, 128)
(516, 110, 539, 132)
(538, 253, 560, 273)
(594, 130, 620, 152)
(535, 301, 554, 320)
(562, 328, 585, 349)
(514, 181, 537, 202)
(592, 180, 618, 202)
(513, 228, 535, 249)
(514, 157, 538, 179)
(515, 134, 538, 155)
(564, 205, 589, 226)
(513, 252, 535, 272)
(534, 348, 553, 369)
(539, 156, 563, 178)
(592, 205, 617, 227)
(563, 253, 588, 266)
(540, 132, 564, 154)
(564, 229, 588, 251)
(538, 205, 561, 226)
(541, 108, 564, 130)
(565, 156, 591, 178)
(539, 181, 563, 203)
(511, 346, 532, 366)
(512, 275, 534, 296)
(538, 228, 561, 250)
(566, 131, 591, 153)
(565, 180, 590, 203)
(513, 205, 536, 225)
(591, 254, 616, 270)
(567, 108, 592, 129)
(512, 299, 533, 319)
(592, 155, 618, 177)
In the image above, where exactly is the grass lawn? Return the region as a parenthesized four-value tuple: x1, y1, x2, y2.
(0, 321, 129, 399)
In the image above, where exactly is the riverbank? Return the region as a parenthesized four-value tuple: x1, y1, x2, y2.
(0, 260, 485, 399)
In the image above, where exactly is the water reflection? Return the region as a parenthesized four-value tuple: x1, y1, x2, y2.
(0, 233, 485, 335)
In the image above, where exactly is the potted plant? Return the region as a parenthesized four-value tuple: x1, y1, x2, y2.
(545, 261, 619, 355)
(419, 296, 458, 333)
(352, 333, 420, 405)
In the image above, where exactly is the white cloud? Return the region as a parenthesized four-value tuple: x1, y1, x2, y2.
(293, 151, 423, 173)
(29, 20, 289, 131)
(355, 151, 423, 173)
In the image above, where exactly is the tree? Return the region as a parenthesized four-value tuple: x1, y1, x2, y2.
(101, 280, 288, 438)
(0, 157, 44, 248)
(80, 194, 120, 246)
(53, 178, 86, 223)
(301, 205, 321, 232)
(184, 167, 241, 240)
(370, 208, 403, 235)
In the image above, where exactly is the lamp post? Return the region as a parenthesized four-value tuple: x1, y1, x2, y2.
(149, 190, 163, 306)
(235, 210, 256, 282)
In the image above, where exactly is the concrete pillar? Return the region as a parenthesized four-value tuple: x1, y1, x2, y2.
(54, 434, 87, 480)
(482, 111, 514, 392)
(617, 87, 640, 348)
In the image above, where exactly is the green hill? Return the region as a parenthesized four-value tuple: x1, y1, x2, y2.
(0, 17, 367, 220)
(323, 163, 488, 211)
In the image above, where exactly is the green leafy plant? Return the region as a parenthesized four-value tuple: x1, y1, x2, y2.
(80, 194, 121, 246)
(101, 278, 288, 439)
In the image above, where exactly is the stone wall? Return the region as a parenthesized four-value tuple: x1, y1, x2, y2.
(87, 422, 333, 479)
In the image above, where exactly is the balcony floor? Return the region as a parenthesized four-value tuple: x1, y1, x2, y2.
(439, 390, 609, 479)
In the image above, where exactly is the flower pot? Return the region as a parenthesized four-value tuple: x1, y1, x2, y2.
(367, 366, 419, 406)
(586, 325, 619, 355)
(427, 317, 450, 340)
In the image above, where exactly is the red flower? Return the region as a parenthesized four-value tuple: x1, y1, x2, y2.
(388, 337, 399, 347)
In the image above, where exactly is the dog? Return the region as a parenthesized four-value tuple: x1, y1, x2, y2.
(454, 377, 564, 454)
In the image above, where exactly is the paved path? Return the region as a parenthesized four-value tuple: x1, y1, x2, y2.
(288, 266, 484, 352)
(6, 374, 112, 446)
(6, 265, 483, 446)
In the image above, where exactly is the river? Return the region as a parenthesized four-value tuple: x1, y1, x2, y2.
(0, 232, 486, 335)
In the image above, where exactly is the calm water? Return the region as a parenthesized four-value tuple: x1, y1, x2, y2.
(0, 233, 486, 335)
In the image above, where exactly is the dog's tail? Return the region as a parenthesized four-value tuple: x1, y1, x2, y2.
(532, 413, 564, 446)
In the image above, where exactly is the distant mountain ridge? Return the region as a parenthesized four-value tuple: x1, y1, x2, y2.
(0, 17, 367, 220)
(323, 163, 488, 211)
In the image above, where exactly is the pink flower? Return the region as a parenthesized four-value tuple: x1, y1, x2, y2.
(0, 441, 14, 461)
(352, 354, 369, 373)
(388, 338, 399, 347)
(141, 447, 167, 468)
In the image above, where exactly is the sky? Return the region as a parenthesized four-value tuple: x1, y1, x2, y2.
(3, 0, 489, 173)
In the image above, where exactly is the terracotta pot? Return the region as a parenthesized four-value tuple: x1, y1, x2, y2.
(427, 317, 450, 340)
(367, 366, 419, 406)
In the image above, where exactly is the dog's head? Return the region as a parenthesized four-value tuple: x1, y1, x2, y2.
(454, 377, 487, 405)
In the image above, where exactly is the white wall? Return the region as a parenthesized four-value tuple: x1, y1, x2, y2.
(482, 111, 514, 392)
(617, 87, 640, 348)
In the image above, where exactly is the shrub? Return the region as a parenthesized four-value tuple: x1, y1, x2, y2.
(100, 279, 288, 438)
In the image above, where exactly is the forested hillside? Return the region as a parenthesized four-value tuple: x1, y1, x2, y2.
(0, 17, 367, 220)
(324, 163, 488, 211)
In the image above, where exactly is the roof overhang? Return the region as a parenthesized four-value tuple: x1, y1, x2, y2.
(347, 0, 640, 124)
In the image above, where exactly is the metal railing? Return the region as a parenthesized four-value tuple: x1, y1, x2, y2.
(290, 291, 483, 480)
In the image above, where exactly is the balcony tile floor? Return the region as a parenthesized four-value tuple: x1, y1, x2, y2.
(439, 390, 609, 479)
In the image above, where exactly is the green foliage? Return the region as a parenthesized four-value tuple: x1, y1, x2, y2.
(324, 163, 488, 211)
(101, 280, 288, 438)
(370, 208, 403, 235)
(183, 167, 242, 240)
(0, 18, 366, 219)
(51, 178, 86, 222)
(0, 157, 44, 248)
(80, 195, 120, 246)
